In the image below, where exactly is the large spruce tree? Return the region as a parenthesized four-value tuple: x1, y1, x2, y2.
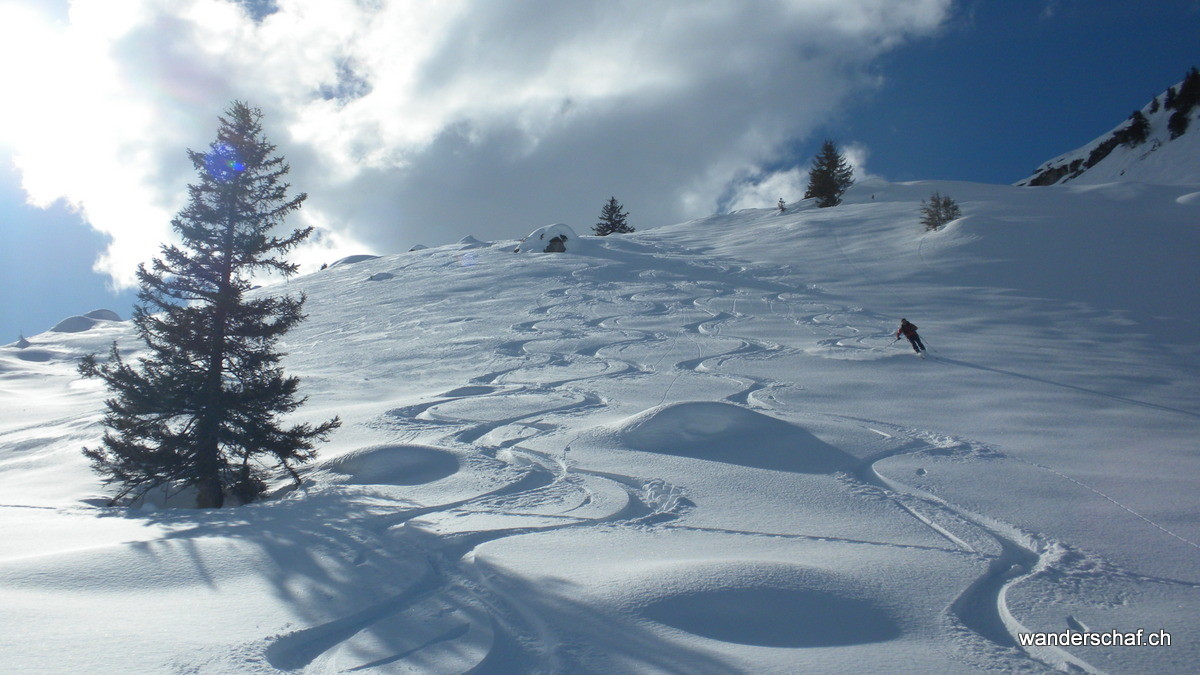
(803, 140, 855, 208)
(80, 101, 340, 508)
(593, 196, 634, 236)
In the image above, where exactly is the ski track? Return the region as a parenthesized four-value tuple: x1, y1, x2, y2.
(255, 256, 1122, 673)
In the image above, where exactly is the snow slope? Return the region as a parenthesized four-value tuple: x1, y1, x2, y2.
(2, 177, 1199, 672)
(1020, 75, 1200, 186)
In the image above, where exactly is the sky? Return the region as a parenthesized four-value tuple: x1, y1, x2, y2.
(0, 0, 1197, 340)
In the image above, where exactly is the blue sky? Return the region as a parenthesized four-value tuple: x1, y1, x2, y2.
(1, 0, 1197, 341)
(0, 161, 140, 340)
(834, 1, 1200, 182)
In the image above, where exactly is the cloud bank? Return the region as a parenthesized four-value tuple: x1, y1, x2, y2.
(0, 0, 950, 287)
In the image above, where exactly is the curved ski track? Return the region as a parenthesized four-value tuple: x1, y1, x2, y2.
(268, 253, 1106, 673)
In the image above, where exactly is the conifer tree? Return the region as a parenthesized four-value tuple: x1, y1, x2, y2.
(803, 140, 854, 208)
(1167, 66, 1200, 139)
(1122, 111, 1150, 146)
(593, 196, 634, 235)
(80, 101, 340, 508)
(920, 192, 962, 232)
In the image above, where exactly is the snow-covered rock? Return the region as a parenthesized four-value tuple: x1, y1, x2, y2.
(515, 223, 586, 253)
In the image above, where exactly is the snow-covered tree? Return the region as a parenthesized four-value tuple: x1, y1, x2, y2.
(80, 102, 340, 508)
(920, 192, 962, 232)
(593, 196, 634, 236)
(803, 140, 854, 208)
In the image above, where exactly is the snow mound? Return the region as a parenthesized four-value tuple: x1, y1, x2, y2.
(515, 223, 587, 253)
(14, 349, 55, 362)
(319, 445, 460, 486)
(82, 309, 121, 321)
(409, 244, 429, 251)
(634, 561, 900, 648)
(49, 316, 99, 333)
(329, 254, 380, 268)
(367, 272, 394, 281)
(48, 309, 122, 333)
(48, 317, 95, 333)
(457, 236, 489, 248)
(615, 401, 854, 473)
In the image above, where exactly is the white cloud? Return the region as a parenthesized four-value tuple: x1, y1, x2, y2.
(723, 168, 810, 214)
(723, 141, 876, 212)
(0, 0, 951, 287)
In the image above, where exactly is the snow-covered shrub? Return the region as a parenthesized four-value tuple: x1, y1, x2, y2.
(920, 192, 962, 232)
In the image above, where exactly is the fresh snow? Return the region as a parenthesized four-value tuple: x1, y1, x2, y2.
(1, 177, 1198, 673)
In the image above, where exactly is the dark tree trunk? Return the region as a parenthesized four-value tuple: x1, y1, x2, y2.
(195, 476, 224, 509)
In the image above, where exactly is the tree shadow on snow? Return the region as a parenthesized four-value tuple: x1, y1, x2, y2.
(466, 570, 742, 673)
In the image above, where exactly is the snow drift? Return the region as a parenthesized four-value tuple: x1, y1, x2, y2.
(614, 401, 854, 473)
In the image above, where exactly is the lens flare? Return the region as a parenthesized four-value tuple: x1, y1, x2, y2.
(204, 143, 246, 182)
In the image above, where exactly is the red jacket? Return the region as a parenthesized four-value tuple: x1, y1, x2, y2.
(896, 321, 918, 338)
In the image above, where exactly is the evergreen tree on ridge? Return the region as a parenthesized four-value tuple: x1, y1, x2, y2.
(803, 140, 855, 208)
(593, 196, 634, 236)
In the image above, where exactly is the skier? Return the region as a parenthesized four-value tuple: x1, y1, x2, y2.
(777, 198, 786, 212)
(895, 318, 926, 354)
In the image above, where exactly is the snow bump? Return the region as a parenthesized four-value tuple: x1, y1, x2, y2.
(329, 254, 381, 268)
(634, 562, 901, 648)
(13, 349, 55, 362)
(48, 309, 122, 333)
(616, 401, 854, 473)
(321, 445, 460, 486)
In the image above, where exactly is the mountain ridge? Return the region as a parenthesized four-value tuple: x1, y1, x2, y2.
(1020, 67, 1200, 186)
